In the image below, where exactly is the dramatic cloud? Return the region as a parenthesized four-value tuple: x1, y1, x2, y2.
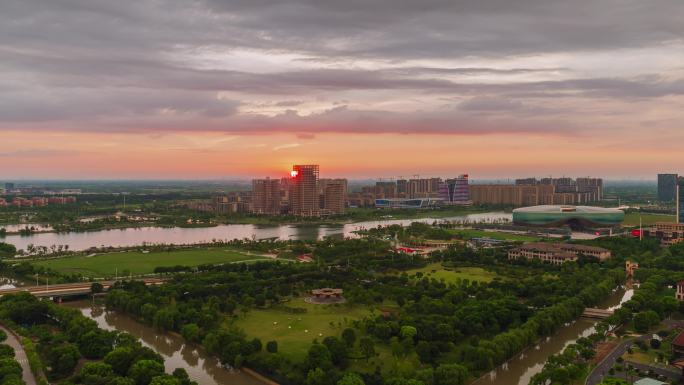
(0, 0, 682, 177)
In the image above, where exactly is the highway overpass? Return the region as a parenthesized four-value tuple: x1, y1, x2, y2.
(0, 278, 166, 299)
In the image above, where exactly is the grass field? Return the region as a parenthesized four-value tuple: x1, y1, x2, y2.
(623, 212, 675, 226)
(403, 263, 499, 283)
(32, 248, 267, 277)
(232, 298, 374, 361)
(448, 228, 541, 242)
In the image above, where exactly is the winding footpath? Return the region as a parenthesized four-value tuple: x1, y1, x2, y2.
(0, 325, 37, 385)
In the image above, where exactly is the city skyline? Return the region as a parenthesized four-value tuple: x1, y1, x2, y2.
(2, 0, 683, 179)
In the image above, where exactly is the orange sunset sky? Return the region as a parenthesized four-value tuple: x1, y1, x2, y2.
(1, 0, 683, 179)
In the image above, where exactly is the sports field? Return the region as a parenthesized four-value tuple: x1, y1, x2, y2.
(232, 298, 373, 361)
(403, 263, 499, 283)
(623, 212, 675, 226)
(448, 228, 541, 242)
(32, 248, 267, 277)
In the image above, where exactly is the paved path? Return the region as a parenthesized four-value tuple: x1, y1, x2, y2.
(0, 325, 36, 385)
(585, 334, 651, 385)
(624, 360, 681, 381)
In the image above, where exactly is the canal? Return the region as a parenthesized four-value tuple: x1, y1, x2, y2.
(64, 301, 266, 385)
(472, 286, 634, 385)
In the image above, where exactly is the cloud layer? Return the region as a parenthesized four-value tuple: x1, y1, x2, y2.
(0, 0, 683, 177)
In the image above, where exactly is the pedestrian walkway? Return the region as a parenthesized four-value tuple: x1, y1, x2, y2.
(0, 325, 37, 385)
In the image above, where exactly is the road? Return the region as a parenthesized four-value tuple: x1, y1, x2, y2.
(0, 325, 37, 385)
(0, 278, 166, 298)
(585, 334, 651, 385)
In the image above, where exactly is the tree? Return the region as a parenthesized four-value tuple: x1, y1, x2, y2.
(434, 363, 468, 385)
(181, 324, 200, 343)
(266, 340, 278, 353)
(342, 328, 356, 347)
(306, 368, 328, 385)
(400, 326, 417, 341)
(337, 372, 365, 385)
(78, 329, 116, 359)
(104, 347, 136, 376)
(128, 359, 165, 385)
(0, 330, 7, 343)
(0, 243, 16, 258)
(359, 337, 375, 361)
(306, 344, 332, 371)
(0, 345, 15, 358)
(79, 362, 115, 385)
(323, 336, 348, 368)
(49, 343, 81, 378)
(91, 282, 104, 294)
(172, 368, 193, 385)
(416, 341, 436, 364)
(650, 338, 661, 349)
(149, 376, 181, 385)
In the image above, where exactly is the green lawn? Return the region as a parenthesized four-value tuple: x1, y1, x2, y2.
(232, 298, 374, 361)
(403, 263, 499, 283)
(448, 228, 541, 242)
(32, 248, 266, 277)
(623, 212, 675, 226)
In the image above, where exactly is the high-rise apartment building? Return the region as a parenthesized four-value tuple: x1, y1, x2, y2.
(678, 177, 684, 224)
(576, 178, 603, 201)
(251, 178, 282, 215)
(658, 174, 678, 202)
(290, 164, 320, 216)
(439, 175, 470, 205)
(396, 179, 408, 195)
(320, 178, 347, 215)
(470, 184, 555, 206)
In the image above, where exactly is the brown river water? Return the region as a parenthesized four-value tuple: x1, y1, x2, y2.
(472, 286, 633, 385)
(63, 285, 632, 385)
(64, 301, 265, 385)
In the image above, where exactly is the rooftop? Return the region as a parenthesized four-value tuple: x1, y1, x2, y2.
(672, 330, 684, 348)
(515, 242, 610, 254)
(513, 205, 623, 214)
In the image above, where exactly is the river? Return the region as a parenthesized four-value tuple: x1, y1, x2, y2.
(64, 285, 633, 385)
(472, 286, 634, 385)
(65, 301, 266, 385)
(4, 212, 511, 251)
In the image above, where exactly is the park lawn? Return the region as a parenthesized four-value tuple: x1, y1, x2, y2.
(349, 343, 421, 375)
(232, 298, 374, 362)
(403, 263, 499, 283)
(448, 228, 540, 242)
(623, 212, 676, 226)
(32, 248, 266, 277)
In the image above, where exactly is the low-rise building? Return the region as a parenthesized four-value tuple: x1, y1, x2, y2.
(676, 280, 684, 301)
(508, 242, 611, 264)
(626, 260, 639, 277)
(644, 222, 684, 245)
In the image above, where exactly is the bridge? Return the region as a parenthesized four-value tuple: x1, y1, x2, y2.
(581, 308, 614, 319)
(0, 278, 166, 299)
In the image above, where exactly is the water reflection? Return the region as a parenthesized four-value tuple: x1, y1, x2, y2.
(472, 286, 633, 385)
(65, 301, 265, 385)
(6, 212, 512, 251)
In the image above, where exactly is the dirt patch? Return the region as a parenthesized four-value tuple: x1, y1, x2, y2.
(593, 340, 619, 364)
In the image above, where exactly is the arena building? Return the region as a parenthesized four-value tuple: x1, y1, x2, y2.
(512, 205, 624, 229)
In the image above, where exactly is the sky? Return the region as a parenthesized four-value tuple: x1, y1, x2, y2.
(1, 0, 683, 180)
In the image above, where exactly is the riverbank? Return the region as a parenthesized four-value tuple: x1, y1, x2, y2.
(3, 211, 513, 252)
(65, 301, 269, 385)
(472, 286, 633, 385)
(0, 207, 494, 236)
